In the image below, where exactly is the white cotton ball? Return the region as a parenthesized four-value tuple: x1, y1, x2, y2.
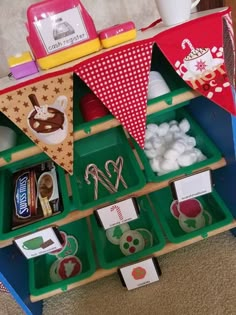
(151, 136, 163, 149)
(163, 131, 174, 144)
(177, 150, 198, 167)
(185, 136, 197, 150)
(171, 139, 186, 154)
(158, 122, 169, 136)
(150, 157, 162, 172)
(160, 158, 180, 172)
(169, 124, 180, 133)
(144, 149, 157, 159)
(173, 130, 186, 140)
(145, 129, 154, 141)
(144, 140, 153, 150)
(164, 148, 181, 160)
(179, 118, 191, 133)
(193, 148, 207, 162)
(147, 123, 159, 135)
(169, 120, 178, 126)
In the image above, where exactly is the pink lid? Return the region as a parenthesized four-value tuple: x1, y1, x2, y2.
(99, 21, 136, 40)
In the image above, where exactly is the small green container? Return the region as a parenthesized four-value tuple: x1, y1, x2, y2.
(29, 218, 96, 296)
(70, 126, 146, 210)
(90, 195, 166, 269)
(0, 153, 71, 240)
(0, 112, 34, 163)
(134, 107, 222, 182)
(149, 187, 233, 243)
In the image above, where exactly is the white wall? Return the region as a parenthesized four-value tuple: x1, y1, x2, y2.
(0, 0, 160, 77)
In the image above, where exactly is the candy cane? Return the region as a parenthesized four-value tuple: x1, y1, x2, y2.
(181, 39, 195, 52)
(105, 156, 127, 190)
(111, 205, 124, 221)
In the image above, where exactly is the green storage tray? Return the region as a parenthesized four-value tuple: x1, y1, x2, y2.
(134, 107, 222, 182)
(29, 218, 96, 296)
(90, 195, 166, 269)
(0, 112, 34, 163)
(147, 44, 190, 107)
(0, 153, 71, 240)
(149, 187, 234, 243)
(70, 126, 146, 210)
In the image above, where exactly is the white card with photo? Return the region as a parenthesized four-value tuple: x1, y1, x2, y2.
(97, 198, 139, 230)
(14, 227, 62, 259)
(120, 258, 160, 290)
(172, 170, 212, 202)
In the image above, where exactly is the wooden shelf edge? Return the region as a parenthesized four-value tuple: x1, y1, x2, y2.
(0, 157, 226, 248)
(30, 218, 236, 302)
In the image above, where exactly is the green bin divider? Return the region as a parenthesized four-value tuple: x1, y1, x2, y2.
(29, 218, 96, 296)
(0, 112, 34, 163)
(134, 107, 222, 183)
(149, 187, 234, 244)
(90, 195, 166, 269)
(69, 126, 146, 210)
(0, 153, 71, 240)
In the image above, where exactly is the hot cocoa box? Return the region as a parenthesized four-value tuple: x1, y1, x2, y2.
(0, 153, 71, 241)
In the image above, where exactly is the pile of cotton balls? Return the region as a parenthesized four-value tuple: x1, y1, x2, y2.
(144, 118, 207, 176)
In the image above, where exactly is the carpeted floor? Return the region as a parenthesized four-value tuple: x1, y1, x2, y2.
(1, 231, 236, 315)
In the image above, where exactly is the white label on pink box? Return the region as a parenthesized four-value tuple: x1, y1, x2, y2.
(14, 227, 63, 259)
(120, 258, 160, 290)
(34, 7, 89, 54)
(172, 170, 212, 202)
(96, 198, 139, 230)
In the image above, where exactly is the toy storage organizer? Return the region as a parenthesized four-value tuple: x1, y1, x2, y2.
(0, 7, 236, 313)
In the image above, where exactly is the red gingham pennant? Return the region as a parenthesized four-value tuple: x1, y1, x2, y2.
(75, 39, 154, 148)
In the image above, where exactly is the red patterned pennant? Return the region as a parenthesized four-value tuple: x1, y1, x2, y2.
(154, 7, 236, 115)
(74, 39, 153, 148)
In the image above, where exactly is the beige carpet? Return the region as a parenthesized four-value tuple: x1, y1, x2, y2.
(1, 231, 236, 315)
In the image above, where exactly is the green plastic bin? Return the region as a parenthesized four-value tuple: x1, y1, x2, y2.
(70, 126, 146, 210)
(90, 195, 166, 269)
(29, 218, 96, 296)
(0, 153, 71, 240)
(0, 112, 34, 163)
(149, 187, 233, 243)
(134, 107, 222, 183)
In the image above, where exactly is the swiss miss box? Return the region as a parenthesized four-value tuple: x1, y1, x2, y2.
(26, 0, 101, 70)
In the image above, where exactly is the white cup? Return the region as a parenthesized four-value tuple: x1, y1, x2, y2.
(0, 126, 17, 152)
(155, 0, 201, 26)
(147, 71, 170, 100)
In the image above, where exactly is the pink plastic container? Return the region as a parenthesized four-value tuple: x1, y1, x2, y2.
(26, 0, 101, 69)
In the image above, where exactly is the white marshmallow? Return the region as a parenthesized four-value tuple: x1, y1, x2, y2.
(179, 118, 190, 133)
(164, 132, 174, 144)
(169, 124, 180, 133)
(144, 148, 157, 159)
(150, 157, 162, 172)
(147, 123, 159, 135)
(185, 136, 197, 150)
(144, 140, 153, 150)
(177, 150, 198, 167)
(193, 148, 207, 161)
(164, 148, 181, 160)
(160, 158, 180, 172)
(145, 129, 154, 141)
(169, 120, 178, 126)
(171, 139, 186, 154)
(158, 122, 169, 136)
